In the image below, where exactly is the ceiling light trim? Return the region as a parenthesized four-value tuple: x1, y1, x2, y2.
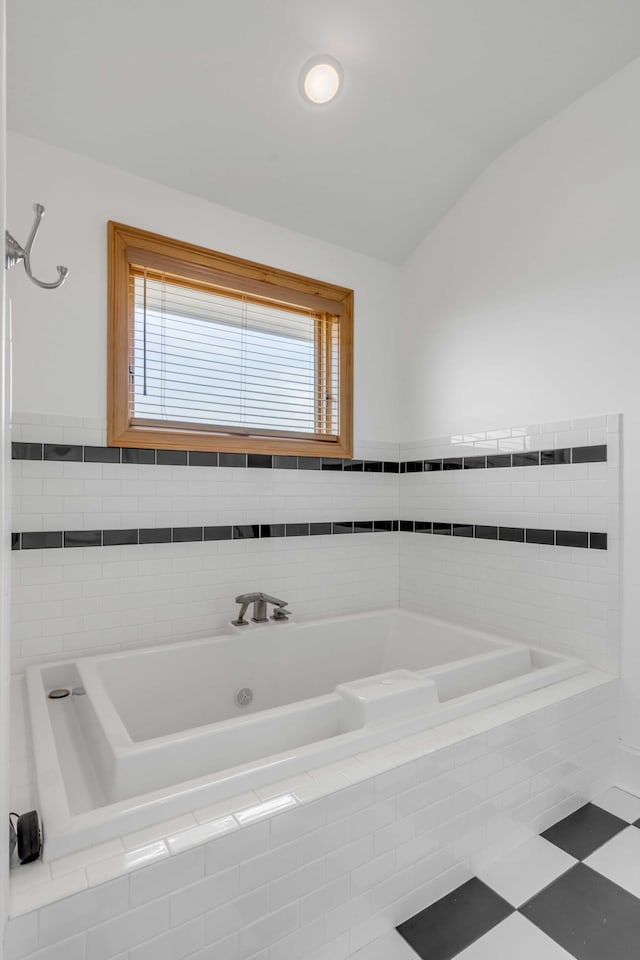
(300, 54, 343, 105)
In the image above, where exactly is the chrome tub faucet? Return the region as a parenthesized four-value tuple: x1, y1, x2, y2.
(232, 592, 292, 626)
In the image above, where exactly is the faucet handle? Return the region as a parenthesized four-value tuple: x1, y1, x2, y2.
(271, 607, 292, 622)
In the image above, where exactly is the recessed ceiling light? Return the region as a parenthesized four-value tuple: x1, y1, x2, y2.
(300, 55, 342, 105)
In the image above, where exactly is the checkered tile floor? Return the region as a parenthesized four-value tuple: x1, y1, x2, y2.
(394, 788, 640, 960)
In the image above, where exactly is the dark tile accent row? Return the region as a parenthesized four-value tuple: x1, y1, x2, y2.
(463, 456, 486, 470)
(156, 450, 188, 466)
(526, 528, 555, 545)
(204, 526, 232, 541)
(103, 529, 138, 546)
(44, 444, 82, 462)
(311, 522, 332, 536)
(476, 525, 498, 540)
(11, 520, 606, 551)
(189, 451, 219, 467)
(434, 522, 452, 535)
(453, 523, 474, 538)
(10, 442, 401, 473)
(399, 522, 606, 550)
(260, 523, 286, 538)
(221, 453, 247, 468)
(122, 449, 154, 465)
(541, 448, 571, 465)
(572, 444, 607, 464)
(233, 524, 261, 539)
(12, 520, 401, 550)
(11, 442, 608, 472)
(11, 442, 43, 461)
(20, 531, 63, 550)
(84, 446, 120, 464)
(499, 526, 525, 542)
(64, 530, 102, 548)
(399, 444, 607, 473)
(139, 527, 172, 545)
(172, 526, 203, 543)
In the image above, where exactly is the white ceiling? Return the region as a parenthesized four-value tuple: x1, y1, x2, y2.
(7, 0, 640, 263)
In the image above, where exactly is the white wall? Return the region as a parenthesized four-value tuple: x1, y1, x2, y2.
(400, 57, 640, 750)
(6, 131, 401, 446)
(0, 0, 10, 946)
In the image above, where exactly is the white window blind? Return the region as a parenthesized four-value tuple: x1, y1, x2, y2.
(130, 270, 340, 439)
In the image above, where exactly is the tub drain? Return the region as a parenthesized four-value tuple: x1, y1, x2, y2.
(48, 688, 70, 699)
(235, 687, 253, 707)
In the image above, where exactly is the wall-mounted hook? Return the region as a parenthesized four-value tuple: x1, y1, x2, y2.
(5, 203, 68, 289)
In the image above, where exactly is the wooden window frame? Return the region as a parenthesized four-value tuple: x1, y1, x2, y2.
(108, 222, 354, 458)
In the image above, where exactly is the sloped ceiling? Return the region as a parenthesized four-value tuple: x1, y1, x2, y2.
(8, 0, 640, 263)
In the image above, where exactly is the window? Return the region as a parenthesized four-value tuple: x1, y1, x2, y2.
(108, 223, 353, 457)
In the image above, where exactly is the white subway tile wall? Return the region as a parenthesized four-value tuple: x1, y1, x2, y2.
(7, 413, 622, 960)
(11, 458, 399, 534)
(11, 413, 399, 670)
(9, 413, 621, 810)
(399, 415, 620, 673)
(4, 676, 617, 960)
(11, 535, 399, 672)
(400, 414, 618, 461)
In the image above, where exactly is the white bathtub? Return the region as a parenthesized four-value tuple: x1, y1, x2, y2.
(26, 609, 586, 860)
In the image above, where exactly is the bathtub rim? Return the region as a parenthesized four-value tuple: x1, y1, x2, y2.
(32, 606, 522, 758)
(12, 667, 615, 915)
(25, 607, 590, 861)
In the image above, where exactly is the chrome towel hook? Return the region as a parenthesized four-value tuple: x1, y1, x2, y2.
(5, 203, 69, 289)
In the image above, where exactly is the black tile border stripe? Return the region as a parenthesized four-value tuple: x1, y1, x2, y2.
(11, 442, 607, 472)
(12, 521, 606, 551)
(400, 445, 607, 472)
(12, 521, 399, 550)
(400, 522, 606, 550)
(10, 442, 400, 473)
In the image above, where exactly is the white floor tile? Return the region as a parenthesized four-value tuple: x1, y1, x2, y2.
(593, 787, 640, 823)
(456, 913, 574, 959)
(584, 825, 640, 898)
(351, 930, 418, 960)
(477, 836, 576, 907)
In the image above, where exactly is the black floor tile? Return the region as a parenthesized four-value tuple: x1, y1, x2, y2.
(541, 803, 627, 860)
(521, 863, 640, 960)
(397, 878, 513, 960)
